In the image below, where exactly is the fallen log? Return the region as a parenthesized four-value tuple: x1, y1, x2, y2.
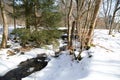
(0, 54, 50, 80)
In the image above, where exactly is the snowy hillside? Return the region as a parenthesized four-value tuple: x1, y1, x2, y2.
(0, 29, 120, 80)
(23, 29, 120, 80)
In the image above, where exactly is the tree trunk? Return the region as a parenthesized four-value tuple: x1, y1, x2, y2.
(102, 0, 112, 29)
(70, 21, 75, 47)
(60, 0, 67, 27)
(67, 0, 73, 48)
(0, 0, 8, 48)
(108, 11, 115, 35)
(13, 0, 17, 40)
(108, 0, 120, 35)
(34, 4, 37, 30)
(24, 0, 30, 29)
(13, 0, 16, 30)
(87, 0, 102, 47)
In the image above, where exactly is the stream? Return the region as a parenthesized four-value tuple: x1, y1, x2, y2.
(0, 54, 50, 80)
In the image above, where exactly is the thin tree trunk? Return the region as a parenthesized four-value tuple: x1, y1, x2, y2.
(13, 0, 17, 40)
(76, 0, 93, 60)
(13, 0, 16, 30)
(61, 0, 67, 27)
(34, 4, 37, 30)
(87, 0, 102, 46)
(108, 0, 120, 35)
(13, 16, 16, 29)
(67, 0, 73, 48)
(102, 0, 112, 29)
(0, 0, 8, 48)
(70, 21, 75, 49)
(108, 11, 116, 35)
(24, 0, 30, 29)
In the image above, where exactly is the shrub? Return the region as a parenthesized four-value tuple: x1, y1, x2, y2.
(11, 28, 31, 47)
(11, 28, 61, 48)
(31, 30, 61, 47)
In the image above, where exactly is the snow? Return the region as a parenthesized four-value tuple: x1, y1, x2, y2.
(58, 27, 67, 30)
(0, 27, 120, 80)
(27, 67, 35, 72)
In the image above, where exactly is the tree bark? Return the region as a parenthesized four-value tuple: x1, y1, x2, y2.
(13, 0, 16, 30)
(108, 0, 120, 35)
(70, 21, 75, 47)
(87, 0, 102, 46)
(67, 0, 73, 48)
(24, 0, 30, 29)
(102, 0, 112, 29)
(34, 3, 37, 30)
(0, 0, 8, 48)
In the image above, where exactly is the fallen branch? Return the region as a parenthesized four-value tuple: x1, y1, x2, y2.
(95, 44, 114, 52)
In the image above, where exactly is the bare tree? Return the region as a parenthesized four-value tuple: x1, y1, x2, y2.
(34, 0, 38, 30)
(13, 0, 16, 30)
(109, 0, 120, 35)
(59, 0, 68, 27)
(102, 0, 112, 29)
(67, 0, 74, 48)
(87, 0, 102, 46)
(0, 0, 8, 48)
(59, 0, 102, 60)
(73, 0, 94, 60)
(59, 0, 75, 49)
(74, 0, 102, 60)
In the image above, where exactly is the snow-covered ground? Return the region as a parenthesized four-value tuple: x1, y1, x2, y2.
(0, 28, 120, 80)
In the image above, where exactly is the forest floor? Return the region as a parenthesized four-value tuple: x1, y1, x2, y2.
(0, 26, 120, 80)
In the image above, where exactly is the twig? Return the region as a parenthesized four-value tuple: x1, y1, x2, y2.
(95, 44, 114, 52)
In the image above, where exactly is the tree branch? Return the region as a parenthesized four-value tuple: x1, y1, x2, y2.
(116, 6, 120, 12)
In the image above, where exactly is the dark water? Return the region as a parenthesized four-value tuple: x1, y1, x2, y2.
(0, 54, 49, 80)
